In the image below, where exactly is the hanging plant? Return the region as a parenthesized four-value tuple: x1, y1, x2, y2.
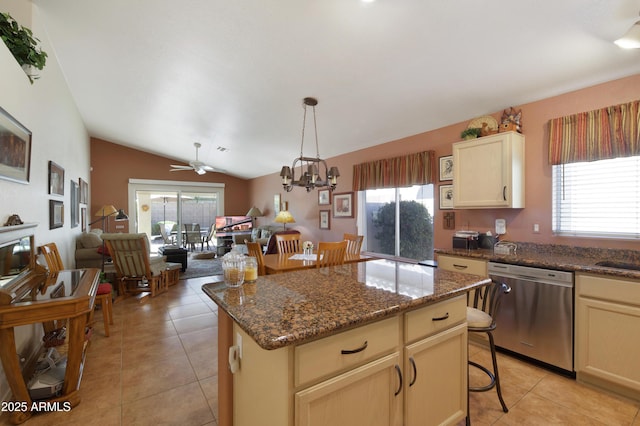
(0, 12, 48, 84)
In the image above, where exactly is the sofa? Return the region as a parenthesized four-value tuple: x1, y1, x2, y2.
(232, 225, 280, 254)
(75, 228, 106, 268)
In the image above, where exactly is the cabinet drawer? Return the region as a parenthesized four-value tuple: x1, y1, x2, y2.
(405, 296, 466, 343)
(577, 273, 640, 305)
(295, 316, 400, 387)
(437, 255, 487, 276)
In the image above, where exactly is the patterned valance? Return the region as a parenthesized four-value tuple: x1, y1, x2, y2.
(352, 151, 435, 191)
(548, 99, 640, 165)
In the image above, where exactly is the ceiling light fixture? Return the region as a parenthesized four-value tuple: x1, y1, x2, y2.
(279, 97, 340, 192)
(615, 16, 640, 49)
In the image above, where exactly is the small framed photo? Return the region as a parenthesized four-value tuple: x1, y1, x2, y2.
(439, 155, 453, 181)
(274, 193, 281, 215)
(70, 180, 79, 228)
(318, 189, 331, 205)
(439, 185, 454, 210)
(48, 161, 65, 195)
(79, 177, 88, 204)
(333, 192, 354, 218)
(319, 210, 330, 230)
(49, 199, 64, 229)
(81, 206, 87, 232)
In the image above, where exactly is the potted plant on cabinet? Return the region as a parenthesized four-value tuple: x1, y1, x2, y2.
(460, 127, 481, 140)
(0, 12, 47, 84)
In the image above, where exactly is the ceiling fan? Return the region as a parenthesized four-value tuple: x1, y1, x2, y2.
(170, 142, 222, 175)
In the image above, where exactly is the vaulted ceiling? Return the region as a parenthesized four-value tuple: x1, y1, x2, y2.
(34, 0, 640, 179)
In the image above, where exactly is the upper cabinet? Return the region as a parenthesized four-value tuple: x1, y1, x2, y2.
(452, 131, 525, 209)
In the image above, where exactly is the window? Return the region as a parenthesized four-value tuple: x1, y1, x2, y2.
(358, 185, 434, 261)
(552, 155, 640, 238)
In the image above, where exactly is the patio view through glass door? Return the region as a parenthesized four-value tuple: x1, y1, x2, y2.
(130, 181, 224, 254)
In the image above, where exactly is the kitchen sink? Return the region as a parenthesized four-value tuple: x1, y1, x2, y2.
(595, 260, 640, 271)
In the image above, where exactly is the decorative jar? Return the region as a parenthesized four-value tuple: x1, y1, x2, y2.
(222, 250, 245, 287)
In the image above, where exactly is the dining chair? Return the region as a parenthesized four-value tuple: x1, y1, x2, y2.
(102, 233, 169, 299)
(184, 223, 202, 251)
(202, 224, 216, 250)
(343, 233, 364, 255)
(159, 225, 176, 246)
(276, 233, 301, 255)
(245, 241, 266, 276)
(38, 242, 114, 336)
(316, 240, 347, 268)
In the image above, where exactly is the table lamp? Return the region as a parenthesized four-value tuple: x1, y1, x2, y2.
(274, 210, 295, 230)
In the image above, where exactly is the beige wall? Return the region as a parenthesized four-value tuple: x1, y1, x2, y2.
(0, 2, 91, 400)
(250, 73, 640, 251)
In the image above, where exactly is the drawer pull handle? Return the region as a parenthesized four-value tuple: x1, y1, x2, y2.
(409, 357, 417, 386)
(341, 341, 368, 355)
(394, 364, 402, 396)
(432, 312, 449, 321)
(453, 264, 468, 270)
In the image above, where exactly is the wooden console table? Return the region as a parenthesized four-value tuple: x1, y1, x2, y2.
(0, 268, 100, 424)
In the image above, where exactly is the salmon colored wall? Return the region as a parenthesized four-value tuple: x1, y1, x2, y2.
(249, 74, 640, 252)
(90, 138, 250, 232)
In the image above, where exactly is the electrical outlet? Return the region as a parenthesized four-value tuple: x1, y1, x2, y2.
(533, 223, 540, 233)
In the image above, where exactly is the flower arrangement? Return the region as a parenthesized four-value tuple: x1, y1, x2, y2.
(302, 241, 314, 250)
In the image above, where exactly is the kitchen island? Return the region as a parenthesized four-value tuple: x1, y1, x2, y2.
(202, 259, 490, 426)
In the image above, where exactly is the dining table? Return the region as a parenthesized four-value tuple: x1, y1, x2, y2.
(262, 252, 375, 274)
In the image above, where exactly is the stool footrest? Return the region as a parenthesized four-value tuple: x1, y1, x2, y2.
(468, 360, 496, 392)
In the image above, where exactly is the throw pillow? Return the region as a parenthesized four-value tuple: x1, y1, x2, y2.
(261, 229, 272, 240)
(96, 245, 109, 256)
(80, 232, 103, 249)
(251, 228, 260, 242)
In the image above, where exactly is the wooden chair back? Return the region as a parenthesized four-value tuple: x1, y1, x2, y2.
(245, 241, 266, 276)
(343, 233, 364, 255)
(276, 233, 301, 255)
(316, 241, 347, 268)
(38, 243, 65, 273)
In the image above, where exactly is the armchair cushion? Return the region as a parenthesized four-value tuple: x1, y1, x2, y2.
(79, 231, 102, 249)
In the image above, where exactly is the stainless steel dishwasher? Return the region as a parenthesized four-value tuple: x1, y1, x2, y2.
(488, 262, 575, 374)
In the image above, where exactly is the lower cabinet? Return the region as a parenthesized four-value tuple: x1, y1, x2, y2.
(232, 295, 468, 426)
(575, 273, 640, 399)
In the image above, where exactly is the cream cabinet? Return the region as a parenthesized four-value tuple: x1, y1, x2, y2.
(452, 131, 525, 208)
(575, 273, 640, 400)
(436, 255, 487, 277)
(404, 296, 468, 426)
(232, 297, 468, 426)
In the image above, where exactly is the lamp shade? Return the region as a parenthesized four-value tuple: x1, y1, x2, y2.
(94, 205, 118, 217)
(246, 206, 263, 217)
(274, 211, 295, 230)
(115, 209, 129, 220)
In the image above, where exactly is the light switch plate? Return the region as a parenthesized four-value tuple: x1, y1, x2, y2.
(495, 219, 506, 235)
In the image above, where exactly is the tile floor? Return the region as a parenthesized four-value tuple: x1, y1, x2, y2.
(3, 275, 639, 426)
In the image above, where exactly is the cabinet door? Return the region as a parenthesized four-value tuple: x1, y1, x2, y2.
(576, 296, 640, 394)
(453, 132, 524, 208)
(295, 352, 402, 426)
(405, 323, 467, 426)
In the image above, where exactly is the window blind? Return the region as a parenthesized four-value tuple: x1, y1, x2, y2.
(552, 156, 640, 238)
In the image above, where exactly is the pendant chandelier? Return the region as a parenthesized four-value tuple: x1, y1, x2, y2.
(280, 97, 340, 192)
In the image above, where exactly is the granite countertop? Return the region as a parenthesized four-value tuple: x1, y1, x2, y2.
(202, 258, 490, 350)
(435, 241, 640, 280)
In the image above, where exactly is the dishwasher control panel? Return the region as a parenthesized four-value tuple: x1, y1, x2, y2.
(488, 262, 574, 286)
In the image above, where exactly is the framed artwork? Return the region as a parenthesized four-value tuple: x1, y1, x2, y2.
(81, 206, 87, 232)
(274, 194, 281, 216)
(49, 200, 64, 229)
(439, 155, 453, 181)
(439, 184, 454, 210)
(333, 192, 354, 218)
(318, 189, 331, 205)
(79, 178, 88, 204)
(0, 106, 32, 184)
(48, 161, 65, 195)
(70, 180, 79, 228)
(319, 209, 330, 230)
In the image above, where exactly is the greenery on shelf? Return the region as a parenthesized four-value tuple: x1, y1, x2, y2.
(0, 12, 48, 83)
(460, 127, 481, 140)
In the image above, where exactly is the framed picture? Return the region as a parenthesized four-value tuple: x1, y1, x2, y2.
(319, 210, 330, 230)
(439, 184, 454, 210)
(70, 180, 79, 228)
(274, 194, 281, 216)
(439, 155, 453, 181)
(49, 200, 64, 229)
(48, 161, 65, 195)
(79, 178, 88, 204)
(333, 192, 354, 218)
(81, 206, 87, 232)
(318, 189, 331, 205)
(0, 106, 31, 184)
